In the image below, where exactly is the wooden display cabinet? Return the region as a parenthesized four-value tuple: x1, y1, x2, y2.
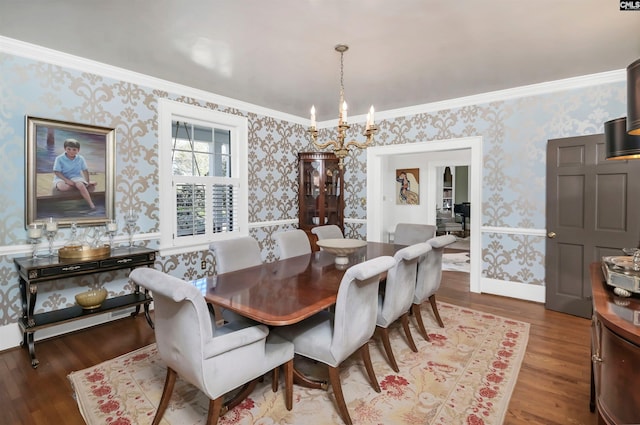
(298, 152, 344, 248)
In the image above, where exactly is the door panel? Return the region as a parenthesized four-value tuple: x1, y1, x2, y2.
(546, 134, 640, 318)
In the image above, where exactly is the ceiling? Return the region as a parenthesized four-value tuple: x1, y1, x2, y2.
(1, 0, 639, 120)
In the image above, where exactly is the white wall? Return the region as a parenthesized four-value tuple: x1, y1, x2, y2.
(383, 149, 471, 241)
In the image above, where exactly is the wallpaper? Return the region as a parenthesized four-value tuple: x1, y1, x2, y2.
(0, 50, 628, 328)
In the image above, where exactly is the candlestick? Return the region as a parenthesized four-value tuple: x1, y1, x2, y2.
(310, 105, 316, 128)
(26, 224, 43, 259)
(44, 218, 58, 257)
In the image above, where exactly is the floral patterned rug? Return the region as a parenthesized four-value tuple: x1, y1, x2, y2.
(68, 302, 529, 425)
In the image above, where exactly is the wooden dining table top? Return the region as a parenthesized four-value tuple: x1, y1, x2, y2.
(193, 241, 404, 326)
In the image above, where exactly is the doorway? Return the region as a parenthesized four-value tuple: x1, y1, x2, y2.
(366, 137, 483, 293)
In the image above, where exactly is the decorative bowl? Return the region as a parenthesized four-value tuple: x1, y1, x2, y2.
(75, 288, 108, 309)
(59, 244, 111, 260)
(316, 238, 367, 265)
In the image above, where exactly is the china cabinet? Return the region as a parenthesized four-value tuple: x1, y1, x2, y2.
(298, 152, 344, 248)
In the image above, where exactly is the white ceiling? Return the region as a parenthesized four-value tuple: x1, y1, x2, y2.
(1, 0, 639, 120)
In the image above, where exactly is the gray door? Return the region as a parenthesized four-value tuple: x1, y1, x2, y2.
(546, 134, 640, 318)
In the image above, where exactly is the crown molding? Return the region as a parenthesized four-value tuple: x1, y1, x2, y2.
(1, 36, 625, 128)
(0, 36, 308, 125)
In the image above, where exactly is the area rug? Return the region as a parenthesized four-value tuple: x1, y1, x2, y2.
(68, 302, 529, 425)
(442, 252, 471, 273)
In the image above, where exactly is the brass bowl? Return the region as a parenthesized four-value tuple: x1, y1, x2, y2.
(75, 288, 108, 309)
(59, 244, 110, 260)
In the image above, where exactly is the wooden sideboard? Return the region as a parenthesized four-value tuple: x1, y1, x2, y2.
(589, 263, 640, 424)
(14, 246, 157, 368)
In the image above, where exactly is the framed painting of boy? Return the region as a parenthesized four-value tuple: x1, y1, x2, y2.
(25, 116, 115, 227)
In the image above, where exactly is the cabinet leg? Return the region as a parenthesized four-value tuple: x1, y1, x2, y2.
(25, 332, 39, 368)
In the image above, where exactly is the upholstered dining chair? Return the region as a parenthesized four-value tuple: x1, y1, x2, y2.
(209, 236, 262, 274)
(273, 256, 396, 425)
(129, 268, 294, 425)
(393, 223, 436, 245)
(209, 236, 263, 324)
(411, 234, 457, 341)
(272, 229, 311, 260)
(376, 242, 432, 372)
(311, 224, 344, 240)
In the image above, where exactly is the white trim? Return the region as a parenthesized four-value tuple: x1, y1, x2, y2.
(366, 137, 483, 294)
(481, 277, 545, 303)
(0, 36, 307, 125)
(481, 226, 547, 237)
(248, 219, 297, 228)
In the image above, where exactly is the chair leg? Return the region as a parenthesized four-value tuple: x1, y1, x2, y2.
(400, 313, 418, 352)
(272, 366, 279, 392)
(328, 365, 352, 425)
(377, 326, 399, 372)
(283, 359, 294, 410)
(359, 343, 381, 392)
(206, 396, 224, 425)
(411, 303, 430, 341)
(429, 294, 445, 328)
(152, 367, 177, 425)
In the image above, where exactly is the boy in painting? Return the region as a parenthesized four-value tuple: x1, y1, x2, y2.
(52, 138, 97, 210)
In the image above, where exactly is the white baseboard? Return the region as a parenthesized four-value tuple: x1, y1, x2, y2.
(0, 307, 138, 353)
(481, 277, 545, 303)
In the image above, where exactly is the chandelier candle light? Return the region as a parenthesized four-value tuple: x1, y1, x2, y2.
(309, 44, 377, 169)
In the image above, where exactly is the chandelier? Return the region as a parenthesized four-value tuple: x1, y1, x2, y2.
(308, 44, 377, 169)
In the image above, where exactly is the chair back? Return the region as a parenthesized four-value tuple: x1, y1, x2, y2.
(394, 223, 436, 245)
(378, 243, 431, 327)
(331, 256, 396, 362)
(129, 268, 214, 392)
(273, 229, 311, 259)
(414, 235, 456, 303)
(311, 224, 344, 240)
(210, 236, 262, 273)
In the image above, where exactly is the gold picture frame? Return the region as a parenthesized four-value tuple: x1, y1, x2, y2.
(25, 116, 115, 227)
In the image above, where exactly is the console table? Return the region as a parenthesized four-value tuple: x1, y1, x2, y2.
(14, 246, 157, 368)
(589, 263, 640, 424)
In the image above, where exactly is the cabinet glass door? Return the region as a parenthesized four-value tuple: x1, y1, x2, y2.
(302, 161, 322, 226)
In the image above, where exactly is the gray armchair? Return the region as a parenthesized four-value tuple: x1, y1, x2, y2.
(411, 234, 456, 340)
(272, 229, 311, 259)
(129, 268, 294, 425)
(273, 256, 396, 425)
(311, 224, 344, 240)
(394, 223, 436, 245)
(376, 242, 431, 372)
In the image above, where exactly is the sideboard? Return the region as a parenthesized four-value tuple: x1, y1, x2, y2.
(589, 262, 640, 424)
(14, 246, 157, 368)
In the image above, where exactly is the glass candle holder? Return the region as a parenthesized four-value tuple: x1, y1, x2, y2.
(124, 210, 138, 247)
(106, 219, 118, 249)
(45, 217, 58, 257)
(26, 223, 43, 259)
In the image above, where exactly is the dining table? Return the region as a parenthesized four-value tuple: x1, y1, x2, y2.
(194, 241, 404, 326)
(191, 240, 404, 390)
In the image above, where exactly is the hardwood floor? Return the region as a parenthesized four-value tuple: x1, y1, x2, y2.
(0, 269, 596, 425)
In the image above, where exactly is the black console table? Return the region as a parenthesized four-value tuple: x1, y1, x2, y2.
(14, 246, 157, 368)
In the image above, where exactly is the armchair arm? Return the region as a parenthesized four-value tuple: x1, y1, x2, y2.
(203, 324, 269, 358)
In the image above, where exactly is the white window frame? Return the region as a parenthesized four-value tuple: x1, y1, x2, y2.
(158, 98, 248, 256)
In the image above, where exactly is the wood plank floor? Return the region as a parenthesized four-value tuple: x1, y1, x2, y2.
(0, 268, 597, 425)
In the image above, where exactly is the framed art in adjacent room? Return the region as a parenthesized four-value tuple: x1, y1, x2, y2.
(25, 116, 115, 227)
(395, 168, 420, 205)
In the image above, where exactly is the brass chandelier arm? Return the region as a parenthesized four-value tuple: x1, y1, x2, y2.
(345, 139, 373, 150)
(314, 139, 341, 150)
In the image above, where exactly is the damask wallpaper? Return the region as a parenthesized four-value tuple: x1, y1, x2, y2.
(0, 47, 628, 339)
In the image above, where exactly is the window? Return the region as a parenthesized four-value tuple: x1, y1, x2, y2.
(158, 99, 248, 255)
